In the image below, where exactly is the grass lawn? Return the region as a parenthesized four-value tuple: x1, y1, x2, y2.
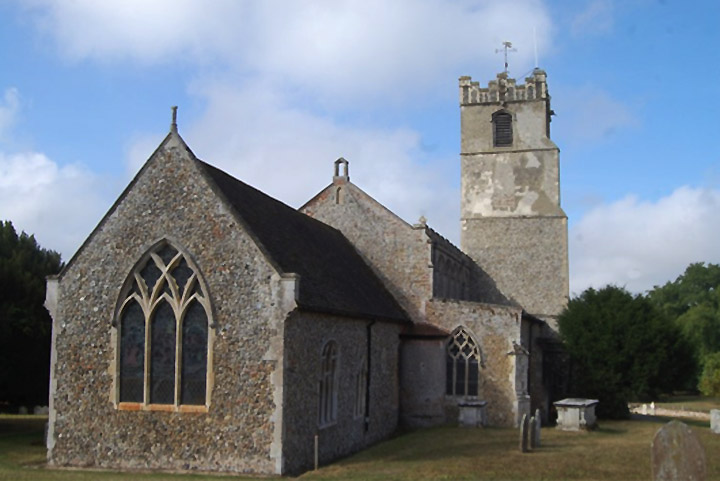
(2, 414, 719, 481)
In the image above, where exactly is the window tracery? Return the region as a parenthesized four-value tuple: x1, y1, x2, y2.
(116, 242, 212, 409)
(446, 327, 481, 397)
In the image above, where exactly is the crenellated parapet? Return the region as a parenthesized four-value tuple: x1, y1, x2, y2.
(459, 68, 548, 105)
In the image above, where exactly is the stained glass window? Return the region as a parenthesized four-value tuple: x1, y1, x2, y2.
(181, 301, 208, 405)
(119, 301, 145, 402)
(116, 241, 212, 409)
(150, 302, 176, 404)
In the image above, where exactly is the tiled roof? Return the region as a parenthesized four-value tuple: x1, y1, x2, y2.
(197, 160, 408, 324)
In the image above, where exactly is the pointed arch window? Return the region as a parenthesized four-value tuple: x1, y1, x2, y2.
(116, 242, 212, 410)
(318, 341, 339, 427)
(492, 110, 513, 147)
(446, 327, 481, 397)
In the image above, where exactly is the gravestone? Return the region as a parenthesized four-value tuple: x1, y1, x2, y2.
(519, 414, 529, 453)
(529, 416, 537, 450)
(651, 420, 706, 481)
(711, 409, 720, 434)
(533, 409, 541, 447)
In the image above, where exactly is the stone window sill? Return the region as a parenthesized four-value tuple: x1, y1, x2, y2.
(117, 402, 208, 413)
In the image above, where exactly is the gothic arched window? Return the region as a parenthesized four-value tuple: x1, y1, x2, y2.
(446, 327, 481, 397)
(492, 110, 513, 147)
(116, 242, 212, 409)
(318, 341, 338, 427)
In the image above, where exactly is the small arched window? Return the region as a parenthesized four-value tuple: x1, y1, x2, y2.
(446, 327, 481, 397)
(116, 242, 212, 409)
(492, 110, 513, 147)
(318, 341, 339, 427)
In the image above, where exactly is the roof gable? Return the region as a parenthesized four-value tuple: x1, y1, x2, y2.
(196, 161, 408, 323)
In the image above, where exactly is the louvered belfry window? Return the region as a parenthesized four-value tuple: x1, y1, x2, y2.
(493, 110, 513, 146)
(117, 242, 211, 407)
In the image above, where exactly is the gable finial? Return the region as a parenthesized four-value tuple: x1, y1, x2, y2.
(170, 106, 178, 134)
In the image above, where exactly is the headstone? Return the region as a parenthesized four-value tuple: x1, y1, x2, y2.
(651, 420, 706, 481)
(529, 416, 537, 450)
(519, 414, 529, 453)
(711, 409, 720, 434)
(651, 402, 656, 415)
(18, 406, 28, 415)
(642, 403, 648, 415)
(534, 409, 541, 447)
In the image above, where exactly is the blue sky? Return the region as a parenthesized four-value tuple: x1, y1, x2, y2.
(1, 0, 718, 295)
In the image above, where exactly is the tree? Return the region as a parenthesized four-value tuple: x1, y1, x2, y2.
(558, 286, 694, 419)
(648, 263, 720, 387)
(0, 221, 63, 410)
(698, 352, 720, 397)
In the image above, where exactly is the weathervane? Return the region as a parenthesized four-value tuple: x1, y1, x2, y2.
(495, 41, 517, 75)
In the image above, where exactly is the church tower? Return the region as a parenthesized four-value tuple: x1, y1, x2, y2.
(459, 69, 568, 326)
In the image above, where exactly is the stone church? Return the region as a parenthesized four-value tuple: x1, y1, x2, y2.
(44, 69, 567, 475)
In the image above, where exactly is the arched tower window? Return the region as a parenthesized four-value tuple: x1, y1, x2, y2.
(492, 110, 513, 147)
(446, 327, 481, 397)
(318, 340, 339, 427)
(116, 241, 212, 408)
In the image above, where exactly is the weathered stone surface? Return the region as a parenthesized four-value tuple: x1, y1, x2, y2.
(533, 408, 541, 447)
(426, 299, 526, 427)
(519, 414, 529, 453)
(528, 416, 536, 450)
(282, 312, 402, 474)
(652, 420, 706, 481)
(711, 409, 720, 434)
(459, 70, 568, 325)
(554, 398, 598, 431)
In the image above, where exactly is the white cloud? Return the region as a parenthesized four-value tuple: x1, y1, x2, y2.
(0, 150, 114, 261)
(554, 85, 639, 143)
(177, 79, 461, 242)
(21, 0, 552, 103)
(571, 0, 614, 37)
(570, 186, 720, 295)
(0, 87, 20, 140)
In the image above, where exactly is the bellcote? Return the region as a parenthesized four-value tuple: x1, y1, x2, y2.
(333, 157, 349, 184)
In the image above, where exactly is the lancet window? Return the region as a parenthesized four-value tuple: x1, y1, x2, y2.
(117, 242, 212, 408)
(318, 341, 339, 427)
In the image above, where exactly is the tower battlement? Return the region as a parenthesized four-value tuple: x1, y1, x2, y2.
(459, 69, 548, 105)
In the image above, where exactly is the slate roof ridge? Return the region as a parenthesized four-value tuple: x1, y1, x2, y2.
(194, 160, 409, 324)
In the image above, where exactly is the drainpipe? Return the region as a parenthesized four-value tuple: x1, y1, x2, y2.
(365, 320, 376, 432)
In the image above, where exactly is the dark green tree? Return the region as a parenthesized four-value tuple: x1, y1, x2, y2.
(648, 263, 720, 388)
(558, 286, 694, 419)
(0, 221, 63, 410)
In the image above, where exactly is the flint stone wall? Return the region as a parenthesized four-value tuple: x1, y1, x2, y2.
(425, 298, 527, 426)
(301, 181, 432, 321)
(48, 136, 290, 474)
(282, 312, 402, 474)
(460, 215, 568, 325)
